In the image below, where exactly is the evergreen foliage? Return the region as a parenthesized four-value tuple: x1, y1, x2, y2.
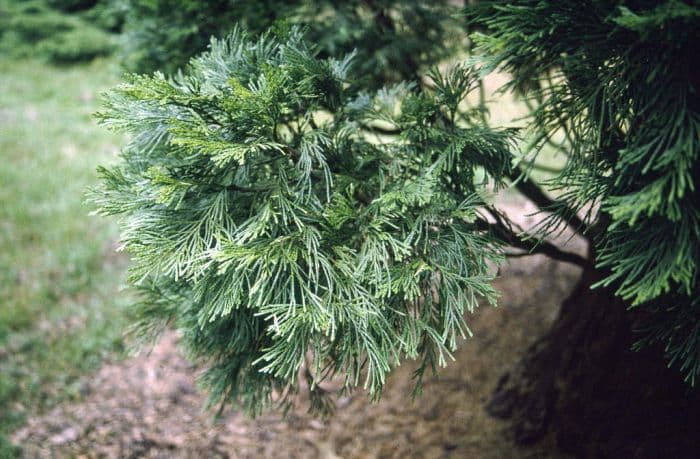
(118, 0, 245, 75)
(47, 0, 98, 12)
(92, 0, 700, 415)
(468, 0, 700, 382)
(0, 0, 115, 63)
(91, 28, 513, 412)
(117, 0, 459, 87)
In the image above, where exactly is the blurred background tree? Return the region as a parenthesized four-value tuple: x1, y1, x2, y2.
(0, 0, 119, 63)
(116, 0, 459, 88)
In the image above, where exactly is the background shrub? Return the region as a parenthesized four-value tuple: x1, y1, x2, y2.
(117, 0, 459, 87)
(0, 0, 115, 64)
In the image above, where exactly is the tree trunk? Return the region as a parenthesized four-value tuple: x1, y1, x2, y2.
(487, 262, 700, 458)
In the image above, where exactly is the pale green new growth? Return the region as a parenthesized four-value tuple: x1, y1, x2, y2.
(90, 28, 513, 413)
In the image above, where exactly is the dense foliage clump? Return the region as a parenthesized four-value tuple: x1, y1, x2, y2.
(117, 0, 459, 87)
(91, 27, 515, 412)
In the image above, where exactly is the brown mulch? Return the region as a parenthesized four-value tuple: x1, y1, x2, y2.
(13, 201, 582, 458)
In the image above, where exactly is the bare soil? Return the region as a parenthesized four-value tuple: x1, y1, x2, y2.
(13, 201, 583, 458)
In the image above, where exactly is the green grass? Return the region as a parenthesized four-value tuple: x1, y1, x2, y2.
(0, 56, 129, 456)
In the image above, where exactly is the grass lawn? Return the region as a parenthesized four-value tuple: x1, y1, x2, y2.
(0, 56, 129, 455)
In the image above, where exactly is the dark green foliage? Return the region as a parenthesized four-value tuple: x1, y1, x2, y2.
(0, 0, 114, 63)
(118, 0, 245, 75)
(118, 0, 459, 87)
(296, 0, 460, 88)
(47, 0, 98, 12)
(90, 28, 511, 412)
(35, 26, 113, 63)
(80, 0, 127, 33)
(469, 0, 700, 381)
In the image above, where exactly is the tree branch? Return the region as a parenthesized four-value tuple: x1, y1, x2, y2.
(508, 166, 589, 236)
(359, 122, 401, 136)
(227, 184, 271, 193)
(476, 217, 591, 269)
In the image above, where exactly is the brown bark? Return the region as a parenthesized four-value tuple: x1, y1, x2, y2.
(488, 263, 700, 458)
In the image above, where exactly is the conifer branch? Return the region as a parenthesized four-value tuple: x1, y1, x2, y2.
(475, 217, 591, 269)
(359, 123, 401, 136)
(227, 184, 272, 193)
(508, 166, 590, 237)
(92, 28, 512, 413)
